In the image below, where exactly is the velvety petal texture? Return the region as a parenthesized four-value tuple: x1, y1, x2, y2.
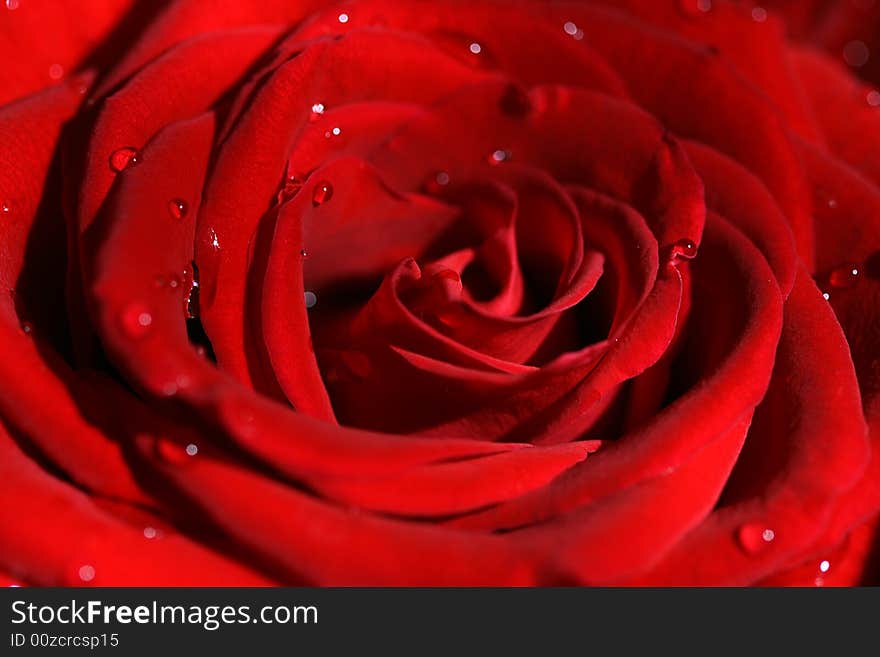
(0, 0, 878, 586)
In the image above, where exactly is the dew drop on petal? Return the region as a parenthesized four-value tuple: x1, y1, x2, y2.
(312, 181, 333, 206)
(469, 42, 482, 55)
(143, 526, 158, 539)
(499, 84, 532, 118)
(1, 201, 9, 214)
(867, 90, 880, 107)
(20, 321, 33, 335)
(823, 292, 831, 301)
(185, 443, 198, 456)
(665, 238, 698, 262)
(310, 102, 325, 121)
(829, 262, 860, 289)
(167, 199, 188, 220)
(331, 126, 341, 136)
(819, 560, 831, 573)
(304, 290, 318, 308)
(736, 523, 775, 554)
(78, 565, 96, 583)
(338, 12, 349, 23)
(679, 0, 712, 17)
(300, 248, 309, 258)
(489, 149, 510, 165)
(109, 147, 140, 173)
(843, 40, 870, 67)
(423, 171, 450, 195)
(827, 198, 838, 209)
(5, 0, 20, 10)
(120, 304, 153, 339)
(751, 7, 768, 22)
(210, 228, 220, 250)
(563, 21, 578, 35)
(48, 63, 64, 80)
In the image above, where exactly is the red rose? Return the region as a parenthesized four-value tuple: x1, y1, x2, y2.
(0, 0, 878, 586)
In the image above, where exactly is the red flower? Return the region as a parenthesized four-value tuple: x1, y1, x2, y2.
(1, 0, 879, 586)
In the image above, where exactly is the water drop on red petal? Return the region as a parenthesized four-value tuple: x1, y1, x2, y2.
(309, 102, 325, 122)
(1, 201, 10, 213)
(167, 199, 188, 220)
(488, 149, 510, 165)
(20, 321, 33, 335)
(679, 0, 712, 17)
(423, 171, 450, 195)
(77, 565, 96, 583)
(736, 523, 775, 554)
(120, 304, 153, 339)
(664, 238, 698, 262)
(312, 181, 333, 206)
(829, 262, 860, 289)
(109, 147, 140, 172)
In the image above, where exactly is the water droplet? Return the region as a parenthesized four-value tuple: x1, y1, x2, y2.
(489, 149, 510, 165)
(867, 90, 880, 107)
(1, 201, 9, 214)
(751, 7, 768, 22)
(299, 248, 309, 258)
(310, 102, 325, 121)
(278, 176, 304, 203)
(48, 63, 64, 80)
(679, 0, 712, 16)
(563, 21, 584, 40)
(5, 0, 19, 10)
(827, 198, 838, 209)
(121, 304, 153, 339)
(423, 171, 450, 195)
(185, 443, 198, 456)
(665, 238, 698, 262)
(338, 12, 349, 23)
(331, 126, 341, 136)
(210, 228, 220, 250)
(78, 565, 96, 583)
(304, 290, 318, 308)
(736, 523, 775, 554)
(499, 84, 531, 118)
(828, 262, 860, 289)
(814, 576, 825, 587)
(167, 199, 188, 220)
(143, 526, 158, 539)
(843, 40, 870, 67)
(469, 42, 482, 55)
(819, 559, 830, 573)
(20, 321, 33, 335)
(823, 292, 831, 301)
(109, 147, 140, 173)
(312, 181, 333, 206)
